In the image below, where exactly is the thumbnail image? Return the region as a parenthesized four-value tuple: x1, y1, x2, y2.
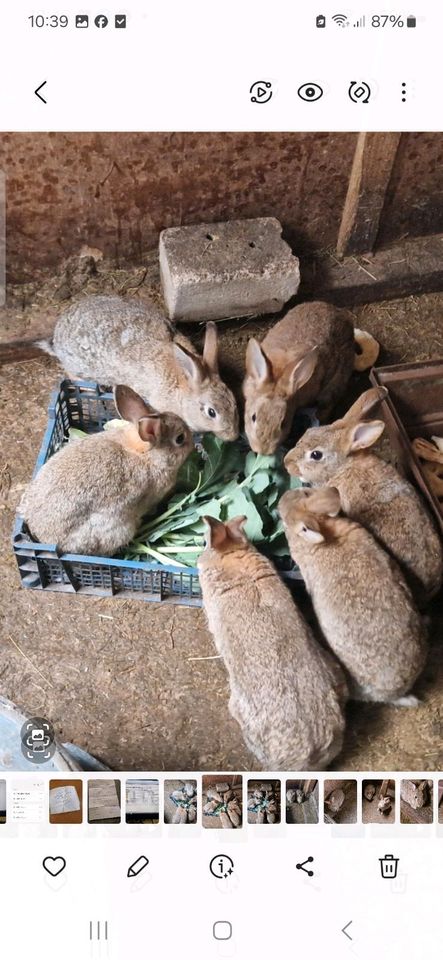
(87, 779, 121, 824)
(10, 779, 45, 824)
(324, 780, 357, 824)
(49, 780, 82, 824)
(1, 130, 443, 775)
(400, 779, 434, 824)
(0, 780, 6, 823)
(286, 779, 319, 824)
(362, 779, 395, 824)
(125, 779, 159, 824)
(202, 776, 242, 828)
(164, 779, 197, 824)
(247, 780, 281, 824)
(439, 782, 443, 824)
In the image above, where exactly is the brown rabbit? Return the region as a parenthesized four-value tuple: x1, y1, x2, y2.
(243, 301, 379, 454)
(284, 387, 443, 602)
(278, 487, 428, 704)
(197, 515, 348, 770)
(19, 385, 193, 556)
(38, 295, 239, 440)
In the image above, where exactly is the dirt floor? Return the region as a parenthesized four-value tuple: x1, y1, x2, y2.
(1, 256, 443, 772)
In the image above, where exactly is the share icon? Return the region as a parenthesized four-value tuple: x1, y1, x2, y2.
(296, 856, 314, 877)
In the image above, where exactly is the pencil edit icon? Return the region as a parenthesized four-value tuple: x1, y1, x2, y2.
(127, 855, 149, 878)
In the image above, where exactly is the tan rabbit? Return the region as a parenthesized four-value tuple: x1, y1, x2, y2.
(243, 301, 379, 454)
(38, 295, 239, 440)
(284, 387, 443, 602)
(197, 515, 348, 771)
(19, 385, 193, 556)
(278, 487, 428, 704)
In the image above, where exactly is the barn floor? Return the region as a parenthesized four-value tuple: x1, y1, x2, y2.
(1, 262, 443, 772)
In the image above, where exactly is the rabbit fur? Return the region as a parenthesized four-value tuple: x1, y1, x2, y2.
(278, 486, 428, 704)
(40, 295, 239, 440)
(19, 384, 193, 556)
(197, 515, 348, 770)
(284, 387, 443, 602)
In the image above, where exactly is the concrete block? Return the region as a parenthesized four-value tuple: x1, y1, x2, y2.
(159, 218, 300, 322)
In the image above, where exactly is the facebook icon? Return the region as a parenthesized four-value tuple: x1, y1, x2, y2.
(94, 14, 109, 28)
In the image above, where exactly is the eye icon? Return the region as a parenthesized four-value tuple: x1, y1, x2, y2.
(298, 83, 324, 102)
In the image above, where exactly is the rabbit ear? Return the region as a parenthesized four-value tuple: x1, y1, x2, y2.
(203, 322, 219, 374)
(347, 419, 385, 451)
(341, 386, 388, 424)
(137, 416, 162, 443)
(297, 519, 325, 544)
(246, 339, 272, 384)
(305, 486, 341, 517)
(226, 515, 248, 543)
(203, 515, 227, 549)
(114, 384, 157, 422)
(174, 343, 207, 385)
(280, 347, 318, 398)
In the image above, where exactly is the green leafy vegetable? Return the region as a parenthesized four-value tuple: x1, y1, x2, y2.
(123, 435, 302, 569)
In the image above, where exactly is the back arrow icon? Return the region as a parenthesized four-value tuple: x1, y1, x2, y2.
(341, 921, 353, 940)
(35, 81, 47, 103)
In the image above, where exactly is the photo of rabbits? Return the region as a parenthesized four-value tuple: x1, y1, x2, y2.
(324, 780, 357, 824)
(286, 780, 319, 824)
(164, 779, 197, 824)
(202, 776, 242, 828)
(1, 131, 443, 776)
(362, 780, 395, 824)
(400, 780, 434, 825)
(247, 780, 281, 824)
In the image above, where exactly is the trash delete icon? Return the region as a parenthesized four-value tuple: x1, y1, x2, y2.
(379, 854, 399, 879)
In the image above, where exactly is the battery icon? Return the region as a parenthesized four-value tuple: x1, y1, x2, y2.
(407, 15, 416, 27)
(316, 14, 326, 28)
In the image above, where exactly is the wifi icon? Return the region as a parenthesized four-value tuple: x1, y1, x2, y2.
(332, 13, 349, 26)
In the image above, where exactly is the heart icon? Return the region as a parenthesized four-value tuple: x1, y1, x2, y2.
(43, 856, 66, 877)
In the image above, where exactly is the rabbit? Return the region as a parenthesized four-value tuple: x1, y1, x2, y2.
(19, 384, 193, 556)
(284, 386, 443, 602)
(197, 515, 348, 771)
(278, 486, 428, 704)
(242, 300, 379, 454)
(38, 294, 239, 440)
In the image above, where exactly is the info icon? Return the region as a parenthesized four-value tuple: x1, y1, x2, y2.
(21, 716, 55, 764)
(94, 14, 109, 28)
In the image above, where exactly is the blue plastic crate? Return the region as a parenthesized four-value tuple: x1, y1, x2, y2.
(13, 379, 306, 606)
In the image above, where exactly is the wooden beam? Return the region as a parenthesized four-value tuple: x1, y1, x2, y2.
(336, 132, 401, 258)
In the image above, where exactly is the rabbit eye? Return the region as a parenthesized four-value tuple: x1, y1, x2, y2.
(175, 433, 186, 446)
(206, 406, 217, 419)
(251, 413, 257, 423)
(310, 450, 323, 461)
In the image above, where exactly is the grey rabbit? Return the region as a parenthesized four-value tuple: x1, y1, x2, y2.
(19, 384, 193, 556)
(284, 386, 443, 602)
(38, 294, 239, 439)
(278, 486, 428, 705)
(198, 515, 348, 770)
(243, 300, 379, 454)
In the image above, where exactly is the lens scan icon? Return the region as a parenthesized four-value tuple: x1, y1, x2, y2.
(349, 81, 371, 103)
(250, 81, 273, 104)
(21, 716, 55, 764)
(298, 83, 324, 102)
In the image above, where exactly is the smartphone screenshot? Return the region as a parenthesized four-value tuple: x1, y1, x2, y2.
(0, 2, 442, 956)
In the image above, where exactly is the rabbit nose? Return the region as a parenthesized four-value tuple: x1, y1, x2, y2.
(284, 452, 298, 472)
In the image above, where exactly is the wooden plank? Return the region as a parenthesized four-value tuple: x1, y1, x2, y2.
(336, 132, 401, 257)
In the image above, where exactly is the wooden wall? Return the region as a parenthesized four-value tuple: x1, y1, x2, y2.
(1, 131, 442, 283)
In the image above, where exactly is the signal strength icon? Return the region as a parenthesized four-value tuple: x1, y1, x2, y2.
(353, 15, 366, 27)
(332, 13, 349, 26)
